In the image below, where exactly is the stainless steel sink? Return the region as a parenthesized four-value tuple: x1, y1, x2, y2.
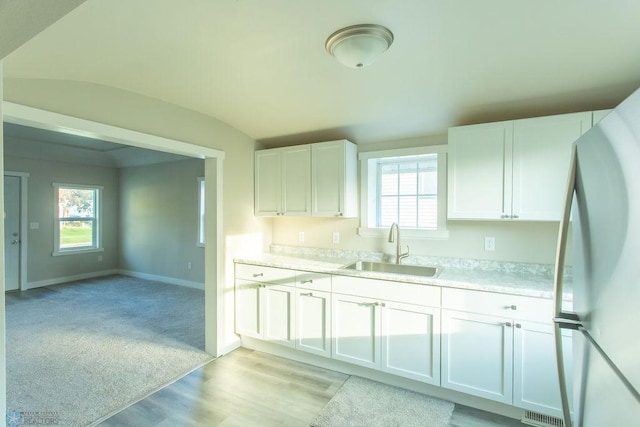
(342, 261, 439, 278)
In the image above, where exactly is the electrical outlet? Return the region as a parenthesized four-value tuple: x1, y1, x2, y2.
(298, 231, 305, 243)
(484, 237, 496, 251)
(97, 255, 103, 262)
(188, 262, 192, 270)
(332, 231, 340, 244)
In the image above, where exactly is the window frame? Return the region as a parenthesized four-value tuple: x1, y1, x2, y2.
(197, 177, 205, 247)
(358, 145, 449, 240)
(53, 183, 104, 256)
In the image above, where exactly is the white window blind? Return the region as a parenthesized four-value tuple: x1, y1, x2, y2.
(376, 154, 438, 229)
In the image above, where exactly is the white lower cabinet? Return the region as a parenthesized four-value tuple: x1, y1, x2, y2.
(235, 279, 263, 339)
(441, 287, 573, 417)
(331, 293, 381, 369)
(331, 278, 441, 385)
(295, 288, 331, 357)
(235, 264, 296, 346)
(263, 284, 296, 347)
(236, 262, 569, 418)
(381, 301, 440, 385)
(441, 310, 514, 404)
(513, 321, 573, 418)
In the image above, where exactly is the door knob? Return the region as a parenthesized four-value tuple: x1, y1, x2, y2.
(11, 240, 19, 245)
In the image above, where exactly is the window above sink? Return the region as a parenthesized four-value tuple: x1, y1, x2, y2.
(358, 145, 449, 240)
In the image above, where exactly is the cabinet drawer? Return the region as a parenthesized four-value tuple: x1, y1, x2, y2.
(332, 275, 440, 306)
(442, 288, 567, 323)
(235, 263, 296, 284)
(296, 271, 332, 292)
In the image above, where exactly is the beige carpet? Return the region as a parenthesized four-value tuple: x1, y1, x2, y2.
(6, 275, 213, 427)
(311, 376, 454, 427)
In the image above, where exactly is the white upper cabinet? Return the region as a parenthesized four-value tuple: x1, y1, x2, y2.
(255, 145, 311, 216)
(255, 140, 357, 218)
(512, 112, 592, 220)
(448, 121, 513, 220)
(448, 112, 592, 221)
(311, 140, 358, 218)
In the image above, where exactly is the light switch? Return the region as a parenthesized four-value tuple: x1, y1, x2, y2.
(30, 222, 40, 230)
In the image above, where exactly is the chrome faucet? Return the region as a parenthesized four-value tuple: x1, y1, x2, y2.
(388, 222, 409, 264)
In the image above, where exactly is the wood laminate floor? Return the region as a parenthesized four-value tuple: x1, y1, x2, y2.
(100, 348, 526, 427)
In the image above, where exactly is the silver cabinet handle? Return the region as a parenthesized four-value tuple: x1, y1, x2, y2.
(335, 212, 344, 217)
(512, 214, 520, 219)
(300, 292, 313, 297)
(505, 322, 512, 327)
(515, 323, 522, 328)
(510, 305, 517, 310)
(301, 280, 313, 284)
(253, 273, 264, 278)
(357, 302, 379, 307)
(500, 213, 509, 219)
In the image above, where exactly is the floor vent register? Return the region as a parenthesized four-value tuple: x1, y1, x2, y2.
(522, 410, 564, 427)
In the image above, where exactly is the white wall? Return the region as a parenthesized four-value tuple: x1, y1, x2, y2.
(4, 154, 120, 286)
(119, 158, 205, 285)
(4, 78, 271, 352)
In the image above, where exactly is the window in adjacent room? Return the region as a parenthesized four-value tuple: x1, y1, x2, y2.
(197, 177, 205, 246)
(358, 145, 449, 239)
(53, 183, 103, 255)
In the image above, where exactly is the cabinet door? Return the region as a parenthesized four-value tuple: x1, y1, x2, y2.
(381, 301, 440, 385)
(312, 141, 344, 217)
(263, 284, 296, 347)
(332, 293, 380, 369)
(441, 310, 513, 404)
(282, 145, 311, 216)
(255, 150, 281, 216)
(448, 121, 513, 220)
(235, 279, 262, 339)
(513, 321, 573, 417)
(295, 289, 331, 358)
(512, 112, 591, 220)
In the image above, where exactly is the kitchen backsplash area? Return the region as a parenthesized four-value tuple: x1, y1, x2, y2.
(269, 244, 572, 280)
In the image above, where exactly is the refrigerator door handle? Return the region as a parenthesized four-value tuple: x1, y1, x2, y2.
(553, 143, 578, 427)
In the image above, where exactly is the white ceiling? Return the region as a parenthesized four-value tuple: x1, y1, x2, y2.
(4, 0, 640, 146)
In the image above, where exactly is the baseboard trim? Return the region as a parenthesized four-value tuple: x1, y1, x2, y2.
(26, 269, 121, 289)
(118, 270, 205, 290)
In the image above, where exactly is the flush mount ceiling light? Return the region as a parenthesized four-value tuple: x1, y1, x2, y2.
(325, 24, 394, 69)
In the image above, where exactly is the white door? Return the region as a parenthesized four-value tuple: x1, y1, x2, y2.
(4, 175, 21, 292)
(282, 145, 311, 216)
(513, 321, 573, 417)
(254, 150, 281, 216)
(512, 112, 591, 220)
(447, 121, 513, 220)
(295, 289, 331, 357)
(263, 284, 296, 347)
(311, 141, 344, 217)
(235, 279, 262, 339)
(381, 301, 441, 385)
(441, 310, 513, 404)
(332, 293, 380, 369)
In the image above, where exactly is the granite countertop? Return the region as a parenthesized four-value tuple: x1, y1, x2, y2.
(234, 252, 573, 301)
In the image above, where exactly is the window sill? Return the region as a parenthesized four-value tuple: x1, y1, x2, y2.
(357, 227, 450, 240)
(52, 248, 104, 257)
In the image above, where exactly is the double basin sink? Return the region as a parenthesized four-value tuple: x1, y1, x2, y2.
(342, 261, 439, 278)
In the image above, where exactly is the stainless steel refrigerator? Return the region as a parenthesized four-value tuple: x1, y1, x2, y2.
(553, 88, 640, 426)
